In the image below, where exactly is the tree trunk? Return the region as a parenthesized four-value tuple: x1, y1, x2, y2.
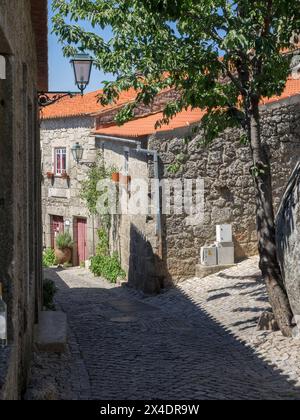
(249, 98, 293, 337)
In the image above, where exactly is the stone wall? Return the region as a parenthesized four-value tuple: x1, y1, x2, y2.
(98, 137, 162, 294)
(41, 117, 100, 263)
(0, 0, 43, 399)
(30, 0, 48, 91)
(148, 95, 300, 283)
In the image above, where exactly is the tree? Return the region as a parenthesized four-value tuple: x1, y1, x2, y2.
(52, 0, 300, 336)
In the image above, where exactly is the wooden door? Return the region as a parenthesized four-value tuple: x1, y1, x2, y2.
(75, 218, 87, 265)
(50, 216, 64, 249)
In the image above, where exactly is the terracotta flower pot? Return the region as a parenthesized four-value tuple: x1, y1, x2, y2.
(111, 172, 120, 183)
(61, 172, 69, 180)
(55, 247, 72, 265)
(46, 172, 54, 179)
(119, 174, 131, 186)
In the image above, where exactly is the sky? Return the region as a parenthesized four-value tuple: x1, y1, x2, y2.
(48, 0, 114, 93)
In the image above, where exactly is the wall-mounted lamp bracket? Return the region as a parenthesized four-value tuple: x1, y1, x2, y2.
(38, 91, 80, 108)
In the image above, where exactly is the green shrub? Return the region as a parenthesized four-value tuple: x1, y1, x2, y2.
(96, 228, 109, 256)
(80, 152, 118, 222)
(90, 253, 126, 284)
(43, 278, 57, 310)
(43, 248, 57, 268)
(56, 232, 73, 250)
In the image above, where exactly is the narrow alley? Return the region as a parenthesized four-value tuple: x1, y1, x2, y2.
(26, 259, 300, 401)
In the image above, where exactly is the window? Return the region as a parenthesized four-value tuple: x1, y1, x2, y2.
(55, 148, 67, 175)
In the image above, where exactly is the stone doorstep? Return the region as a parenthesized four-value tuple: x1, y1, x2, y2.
(195, 264, 236, 279)
(35, 311, 67, 353)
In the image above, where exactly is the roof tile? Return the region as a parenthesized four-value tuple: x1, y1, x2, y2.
(41, 88, 137, 120)
(94, 108, 206, 138)
(95, 78, 300, 138)
(42, 78, 300, 136)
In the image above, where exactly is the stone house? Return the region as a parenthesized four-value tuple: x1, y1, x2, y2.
(0, 0, 47, 399)
(41, 76, 300, 294)
(40, 89, 139, 265)
(40, 88, 176, 266)
(93, 78, 300, 293)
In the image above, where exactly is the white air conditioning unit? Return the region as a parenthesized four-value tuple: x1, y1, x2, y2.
(201, 246, 217, 266)
(215, 242, 235, 265)
(216, 224, 233, 243)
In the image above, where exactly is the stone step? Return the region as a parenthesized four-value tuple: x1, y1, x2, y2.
(195, 264, 235, 279)
(35, 311, 67, 353)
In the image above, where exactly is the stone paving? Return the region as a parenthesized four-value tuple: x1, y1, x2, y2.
(26, 258, 300, 400)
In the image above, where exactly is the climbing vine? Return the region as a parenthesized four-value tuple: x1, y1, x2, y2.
(80, 152, 117, 229)
(80, 153, 126, 282)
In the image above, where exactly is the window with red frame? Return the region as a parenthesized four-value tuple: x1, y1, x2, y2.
(55, 148, 67, 175)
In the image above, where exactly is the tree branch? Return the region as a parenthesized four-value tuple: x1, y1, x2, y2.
(262, 0, 273, 37)
(218, 59, 247, 95)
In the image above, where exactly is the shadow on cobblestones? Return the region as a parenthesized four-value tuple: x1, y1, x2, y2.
(26, 266, 300, 400)
(207, 292, 231, 301)
(233, 307, 264, 313)
(209, 274, 268, 304)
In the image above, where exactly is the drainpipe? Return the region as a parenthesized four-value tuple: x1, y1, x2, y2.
(94, 135, 163, 258)
(95, 135, 141, 148)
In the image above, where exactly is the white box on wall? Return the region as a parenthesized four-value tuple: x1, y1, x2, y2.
(215, 242, 235, 265)
(201, 246, 217, 266)
(216, 224, 233, 243)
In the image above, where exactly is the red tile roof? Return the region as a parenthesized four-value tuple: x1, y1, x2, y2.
(95, 78, 300, 138)
(94, 108, 206, 138)
(261, 77, 300, 105)
(42, 77, 300, 138)
(41, 88, 138, 120)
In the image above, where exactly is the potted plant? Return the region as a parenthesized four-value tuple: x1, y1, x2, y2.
(61, 171, 69, 180)
(46, 171, 54, 179)
(55, 232, 73, 265)
(111, 172, 120, 183)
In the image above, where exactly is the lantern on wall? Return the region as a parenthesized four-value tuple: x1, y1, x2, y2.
(71, 142, 84, 164)
(38, 53, 93, 107)
(70, 54, 94, 95)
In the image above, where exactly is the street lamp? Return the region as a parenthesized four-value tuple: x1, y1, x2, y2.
(38, 53, 94, 107)
(71, 54, 94, 95)
(71, 142, 84, 164)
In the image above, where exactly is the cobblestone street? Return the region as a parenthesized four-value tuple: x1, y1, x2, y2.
(26, 258, 300, 400)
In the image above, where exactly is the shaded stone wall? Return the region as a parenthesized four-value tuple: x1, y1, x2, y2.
(149, 95, 300, 283)
(98, 138, 162, 294)
(30, 0, 48, 91)
(41, 117, 99, 263)
(0, 0, 43, 399)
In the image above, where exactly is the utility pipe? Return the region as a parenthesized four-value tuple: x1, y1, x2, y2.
(95, 134, 141, 148)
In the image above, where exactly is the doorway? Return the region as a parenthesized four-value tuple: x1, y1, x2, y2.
(50, 215, 64, 249)
(74, 218, 87, 266)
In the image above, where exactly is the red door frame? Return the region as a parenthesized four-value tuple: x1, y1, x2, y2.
(74, 218, 87, 266)
(50, 216, 64, 249)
